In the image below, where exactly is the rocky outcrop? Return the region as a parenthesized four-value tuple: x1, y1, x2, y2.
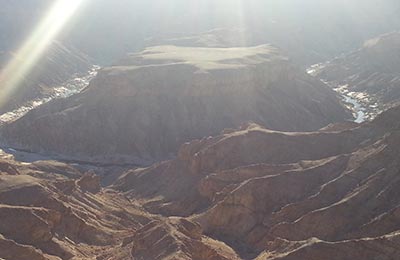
(115, 105, 400, 258)
(114, 121, 370, 216)
(129, 217, 240, 260)
(0, 234, 53, 260)
(1, 104, 400, 260)
(0, 160, 19, 175)
(256, 234, 400, 260)
(0, 160, 152, 260)
(77, 170, 101, 193)
(197, 132, 400, 251)
(1, 45, 349, 165)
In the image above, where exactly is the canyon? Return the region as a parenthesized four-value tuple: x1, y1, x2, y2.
(0, 104, 400, 259)
(0, 1, 400, 259)
(0, 45, 349, 165)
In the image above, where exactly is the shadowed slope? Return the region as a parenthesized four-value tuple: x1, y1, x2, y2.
(0, 45, 348, 165)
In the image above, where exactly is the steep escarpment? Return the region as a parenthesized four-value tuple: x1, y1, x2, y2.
(114, 105, 400, 259)
(0, 41, 92, 114)
(0, 45, 349, 165)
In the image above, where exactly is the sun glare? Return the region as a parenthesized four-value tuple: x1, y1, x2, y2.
(0, 0, 84, 108)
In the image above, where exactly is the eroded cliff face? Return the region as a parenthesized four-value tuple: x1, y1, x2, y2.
(0, 45, 349, 165)
(114, 105, 400, 259)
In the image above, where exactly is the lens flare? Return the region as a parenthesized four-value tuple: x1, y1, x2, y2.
(0, 0, 84, 108)
(232, 0, 247, 45)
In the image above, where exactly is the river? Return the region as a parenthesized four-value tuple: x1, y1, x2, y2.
(307, 63, 382, 123)
(0, 65, 100, 126)
(333, 84, 368, 123)
(0, 65, 101, 164)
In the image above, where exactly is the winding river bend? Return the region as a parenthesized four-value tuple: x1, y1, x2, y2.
(0, 65, 100, 126)
(0, 64, 375, 165)
(307, 64, 373, 124)
(0, 65, 138, 170)
(0, 65, 101, 164)
(342, 95, 366, 123)
(332, 84, 369, 123)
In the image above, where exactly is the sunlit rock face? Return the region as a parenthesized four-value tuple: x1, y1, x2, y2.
(0, 155, 241, 260)
(313, 32, 400, 112)
(0, 42, 92, 114)
(129, 217, 241, 260)
(0, 158, 152, 260)
(114, 105, 400, 259)
(0, 45, 349, 165)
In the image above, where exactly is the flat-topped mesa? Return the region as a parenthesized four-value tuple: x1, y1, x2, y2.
(95, 45, 290, 96)
(118, 44, 287, 69)
(0, 45, 349, 165)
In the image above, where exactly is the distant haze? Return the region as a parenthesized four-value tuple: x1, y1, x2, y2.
(1, 0, 400, 64)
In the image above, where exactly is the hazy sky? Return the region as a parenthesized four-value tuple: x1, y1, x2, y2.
(1, 0, 400, 64)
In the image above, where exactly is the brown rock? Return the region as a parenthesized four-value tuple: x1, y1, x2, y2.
(256, 234, 400, 260)
(0, 234, 53, 260)
(77, 170, 101, 193)
(115, 105, 400, 258)
(1, 45, 349, 165)
(130, 217, 240, 260)
(0, 161, 151, 259)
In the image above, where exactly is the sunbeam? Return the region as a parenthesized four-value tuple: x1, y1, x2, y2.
(0, 0, 84, 109)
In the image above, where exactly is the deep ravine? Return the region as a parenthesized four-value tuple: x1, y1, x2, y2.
(307, 63, 380, 123)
